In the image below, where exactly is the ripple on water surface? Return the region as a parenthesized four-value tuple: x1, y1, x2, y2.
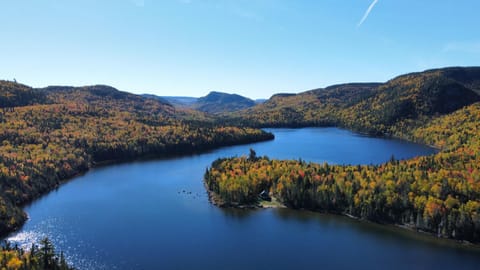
(7, 217, 110, 270)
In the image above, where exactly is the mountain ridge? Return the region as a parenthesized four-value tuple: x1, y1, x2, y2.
(228, 67, 480, 135)
(0, 80, 273, 237)
(1, 65, 480, 240)
(193, 91, 256, 114)
(144, 91, 258, 114)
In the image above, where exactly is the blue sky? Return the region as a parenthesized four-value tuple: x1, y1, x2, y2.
(1, 0, 479, 99)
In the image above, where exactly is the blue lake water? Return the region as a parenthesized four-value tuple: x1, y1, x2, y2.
(6, 128, 480, 269)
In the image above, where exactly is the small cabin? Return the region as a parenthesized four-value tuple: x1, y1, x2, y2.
(259, 190, 271, 201)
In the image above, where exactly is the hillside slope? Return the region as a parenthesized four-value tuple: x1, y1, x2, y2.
(206, 99, 480, 243)
(193, 91, 256, 114)
(341, 67, 480, 135)
(230, 67, 480, 136)
(229, 83, 380, 127)
(0, 81, 273, 236)
(0, 80, 47, 108)
(143, 91, 257, 114)
(148, 95, 198, 108)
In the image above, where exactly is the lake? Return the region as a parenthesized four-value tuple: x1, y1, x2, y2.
(6, 128, 480, 269)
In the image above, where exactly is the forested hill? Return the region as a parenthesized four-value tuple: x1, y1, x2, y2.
(341, 67, 480, 135)
(229, 67, 480, 137)
(43, 84, 170, 104)
(0, 80, 47, 108)
(38, 85, 185, 121)
(206, 102, 480, 243)
(227, 82, 382, 127)
(192, 91, 256, 114)
(143, 91, 257, 114)
(146, 95, 198, 108)
(206, 66, 480, 243)
(0, 81, 273, 237)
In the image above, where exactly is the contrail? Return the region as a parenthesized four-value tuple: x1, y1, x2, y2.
(357, 0, 379, 28)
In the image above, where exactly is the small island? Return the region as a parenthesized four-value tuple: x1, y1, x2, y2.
(204, 68, 480, 243)
(2, 0, 480, 268)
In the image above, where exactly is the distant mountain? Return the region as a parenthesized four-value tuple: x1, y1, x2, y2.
(230, 83, 380, 127)
(206, 67, 480, 243)
(0, 81, 272, 237)
(146, 95, 198, 108)
(343, 67, 480, 131)
(142, 92, 258, 114)
(229, 67, 480, 135)
(40, 85, 176, 116)
(192, 91, 256, 114)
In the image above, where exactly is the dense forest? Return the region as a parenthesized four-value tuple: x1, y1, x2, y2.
(0, 238, 74, 270)
(227, 67, 480, 138)
(206, 67, 480, 243)
(0, 81, 273, 237)
(149, 91, 257, 114)
(2, 66, 480, 247)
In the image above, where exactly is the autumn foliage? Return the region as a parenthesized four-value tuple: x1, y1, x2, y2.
(0, 238, 73, 270)
(206, 101, 480, 243)
(0, 81, 273, 236)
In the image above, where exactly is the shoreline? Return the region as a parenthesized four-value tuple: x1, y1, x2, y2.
(1, 134, 275, 239)
(0, 124, 449, 241)
(263, 125, 442, 151)
(205, 184, 286, 209)
(205, 188, 479, 248)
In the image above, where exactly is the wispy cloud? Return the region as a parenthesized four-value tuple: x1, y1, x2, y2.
(443, 41, 480, 54)
(357, 0, 379, 28)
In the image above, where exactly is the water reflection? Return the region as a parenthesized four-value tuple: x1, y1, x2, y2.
(219, 207, 258, 219)
(272, 207, 480, 255)
(6, 128, 472, 270)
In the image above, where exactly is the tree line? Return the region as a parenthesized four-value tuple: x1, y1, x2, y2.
(0, 82, 273, 237)
(1, 238, 74, 270)
(205, 102, 480, 243)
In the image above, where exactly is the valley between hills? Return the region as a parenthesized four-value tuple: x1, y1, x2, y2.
(1, 66, 480, 253)
(205, 67, 480, 244)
